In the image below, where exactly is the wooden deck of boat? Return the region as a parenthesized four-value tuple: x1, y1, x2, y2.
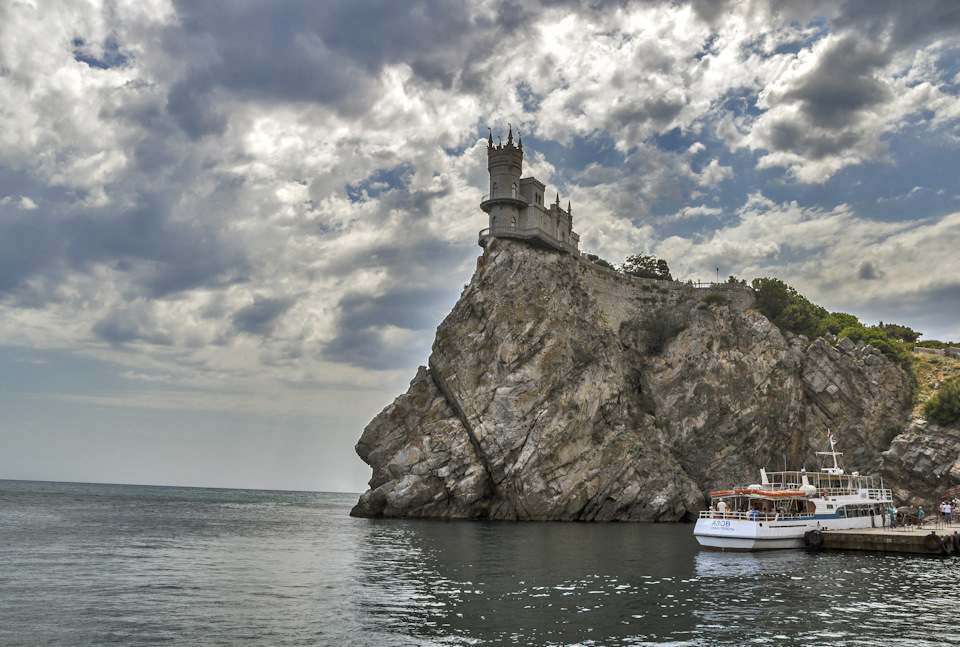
(819, 523, 960, 556)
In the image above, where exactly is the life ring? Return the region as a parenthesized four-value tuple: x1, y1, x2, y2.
(804, 529, 824, 548)
(923, 533, 941, 552)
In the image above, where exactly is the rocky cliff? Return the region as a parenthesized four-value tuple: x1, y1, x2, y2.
(879, 355, 960, 505)
(352, 239, 914, 521)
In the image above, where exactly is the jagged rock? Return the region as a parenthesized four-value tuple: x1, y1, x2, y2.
(880, 418, 960, 505)
(352, 239, 913, 521)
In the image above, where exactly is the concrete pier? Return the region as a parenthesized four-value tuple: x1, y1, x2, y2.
(815, 524, 960, 556)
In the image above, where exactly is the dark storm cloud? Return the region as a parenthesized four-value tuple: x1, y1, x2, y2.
(752, 0, 960, 165)
(323, 287, 452, 370)
(0, 205, 60, 294)
(320, 233, 471, 371)
(161, 0, 537, 135)
(857, 260, 882, 281)
(321, 326, 428, 371)
(92, 306, 170, 346)
(232, 296, 296, 336)
(832, 0, 960, 49)
(778, 35, 891, 130)
(0, 190, 248, 303)
(338, 289, 447, 332)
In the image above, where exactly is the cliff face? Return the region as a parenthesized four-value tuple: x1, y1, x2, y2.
(880, 419, 960, 506)
(352, 239, 912, 521)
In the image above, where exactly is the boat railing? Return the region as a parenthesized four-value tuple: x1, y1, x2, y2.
(698, 510, 814, 522)
(856, 488, 893, 501)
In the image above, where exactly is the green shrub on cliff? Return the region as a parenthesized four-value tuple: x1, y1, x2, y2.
(751, 277, 914, 369)
(702, 291, 726, 306)
(751, 277, 826, 339)
(837, 323, 913, 368)
(641, 308, 685, 355)
(817, 311, 860, 336)
(584, 253, 616, 271)
(924, 376, 960, 425)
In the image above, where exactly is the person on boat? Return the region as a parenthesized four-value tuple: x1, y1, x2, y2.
(748, 507, 759, 521)
(717, 499, 727, 517)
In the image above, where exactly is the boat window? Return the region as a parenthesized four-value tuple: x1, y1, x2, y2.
(838, 507, 846, 518)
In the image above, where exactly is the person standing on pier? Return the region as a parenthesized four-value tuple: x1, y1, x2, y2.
(941, 500, 952, 524)
(918, 506, 924, 528)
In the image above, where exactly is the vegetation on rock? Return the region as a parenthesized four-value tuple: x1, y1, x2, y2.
(750, 277, 914, 368)
(750, 277, 827, 339)
(640, 307, 685, 355)
(701, 291, 726, 306)
(924, 376, 960, 425)
(620, 253, 672, 281)
(584, 253, 616, 271)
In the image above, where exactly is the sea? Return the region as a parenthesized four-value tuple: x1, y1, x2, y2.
(1, 480, 957, 647)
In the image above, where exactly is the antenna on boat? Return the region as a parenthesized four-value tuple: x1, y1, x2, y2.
(815, 431, 844, 475)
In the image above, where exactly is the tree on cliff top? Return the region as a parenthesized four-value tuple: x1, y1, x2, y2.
(620, 254, 672, 280)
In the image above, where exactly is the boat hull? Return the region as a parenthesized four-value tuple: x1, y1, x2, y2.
(694, 514, 882, 552)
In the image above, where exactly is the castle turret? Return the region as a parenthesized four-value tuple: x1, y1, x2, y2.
(480, 125, 527, 230)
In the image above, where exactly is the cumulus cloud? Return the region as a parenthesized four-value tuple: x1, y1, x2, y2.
(0, 0, 958, 434)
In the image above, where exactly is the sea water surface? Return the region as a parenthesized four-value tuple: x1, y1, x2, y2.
(1, 480, 957, 646)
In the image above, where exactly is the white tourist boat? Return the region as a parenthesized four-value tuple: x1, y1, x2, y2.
(693, 433, 894, 551)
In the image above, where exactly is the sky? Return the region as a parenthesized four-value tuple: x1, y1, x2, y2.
(1, 0, 959, 493)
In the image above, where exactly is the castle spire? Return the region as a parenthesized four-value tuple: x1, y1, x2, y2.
(488, 127, 493, 148)
(507, 123, 513, 145)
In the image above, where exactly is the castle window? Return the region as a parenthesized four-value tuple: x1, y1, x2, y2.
(511, 183, 517, 198)
(511, 217, 516, 228)
(492, 182, 498, 198)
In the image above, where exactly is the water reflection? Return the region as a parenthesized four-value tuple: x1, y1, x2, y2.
(353, 517, 960, 647)
(354, 520, 704, 646)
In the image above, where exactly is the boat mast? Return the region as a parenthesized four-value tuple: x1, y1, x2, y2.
(815, 431, 844, 476)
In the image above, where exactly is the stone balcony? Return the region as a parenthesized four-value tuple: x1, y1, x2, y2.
(478, 226, 579, 256)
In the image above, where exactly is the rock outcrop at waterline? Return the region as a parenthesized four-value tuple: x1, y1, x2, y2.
(352, 239, 912, 521)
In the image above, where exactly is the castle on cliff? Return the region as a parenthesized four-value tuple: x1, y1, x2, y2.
(479, 126, 580, 256)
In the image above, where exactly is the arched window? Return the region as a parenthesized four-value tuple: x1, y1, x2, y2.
(492, 182, 498, 198)
(511, 217, 516, 228)
(511, 183, 517, 198)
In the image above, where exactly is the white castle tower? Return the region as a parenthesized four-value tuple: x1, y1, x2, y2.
(478, 125, 579, 255)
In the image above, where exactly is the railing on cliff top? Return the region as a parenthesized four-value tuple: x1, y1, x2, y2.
(479, 226, 579, 256)
(578, 255, 745, 291)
